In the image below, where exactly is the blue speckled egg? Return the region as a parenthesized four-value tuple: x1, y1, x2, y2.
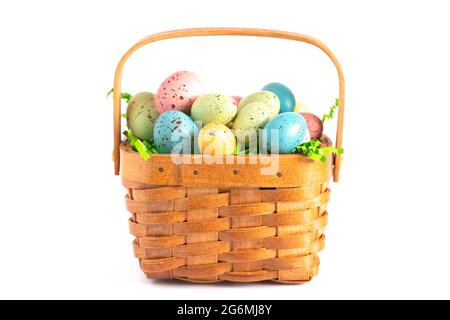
(263, 112, 308, 153)
(262, 82, 296, 113)
(153, 110, 198, 154)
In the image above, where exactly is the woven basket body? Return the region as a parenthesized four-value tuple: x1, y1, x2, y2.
(122, 144, 332, 283)
(113, 28, 345, 283)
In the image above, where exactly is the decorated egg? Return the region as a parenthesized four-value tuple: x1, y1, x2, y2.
(262, 82, 296, 113)
(233, 101, 275, 147)
(126, 92, 159, 141)
(153, 110, 198, 154)
(320, 134, 332, 147)
(234, 101, 277, 130)
(238, 91, 280, 116)
(155, 71, 204, 114)
(294, 101, 309, 113)
(232, 96, 243, 105)
(198, 123, 236, 155)
(300, 112, 324, 139)
(233, 128, 258, 148)
(191, 94, 237, 125)
(263, 112, 308, 153)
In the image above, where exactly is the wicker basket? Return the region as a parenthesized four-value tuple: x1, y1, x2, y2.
(113, 28, 345, 283)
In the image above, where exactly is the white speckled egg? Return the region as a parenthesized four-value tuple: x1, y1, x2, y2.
(191, 94, 237, 125)
(155, 71, 204, 114)
(198, 123, 236, 155)
(126, 92, 159, 141)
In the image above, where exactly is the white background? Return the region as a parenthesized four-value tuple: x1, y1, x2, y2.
(1, 0, 449, 300)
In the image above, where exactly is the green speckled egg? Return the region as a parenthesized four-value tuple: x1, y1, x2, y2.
(126, 92, 159, 141)
(233, 128, 259, 147)
(233, 101, 276, 130)
(238, 91, 280, 116)
(191, 94, 237, 125)
(233, 101, 277, 147)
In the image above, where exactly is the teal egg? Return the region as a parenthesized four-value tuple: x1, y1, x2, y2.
(262, 82, 296, 113)
(263, 112, 308, 153)
(153, 110, 198, 154)
(126, 92, 159, 141)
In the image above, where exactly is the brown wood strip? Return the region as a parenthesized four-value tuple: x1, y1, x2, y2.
(174, 193, 230, 210)
(219, 248, 276, 262)
(263, 232, 318, 249)
(140, 257, 185, 273)
(136, 211, 186, 224)
(219, 270, 277, 282)
(173, 241, 231, 257)
(132, 186, 186, 201)
(219, 226, 276, 241)
(173, 218, 230, 235)
(173, 262, 232, 278)
(219, 203, 275, 217)
(137, 236, 186, 248)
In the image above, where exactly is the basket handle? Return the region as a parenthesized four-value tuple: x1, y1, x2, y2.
(113, 28, 345, 182)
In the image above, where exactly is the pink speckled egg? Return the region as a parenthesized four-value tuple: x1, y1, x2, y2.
(300, 112, 324, 139)
(155, 71, 204, 114)
(232, 96, 243, 105)
(320, 134, 332, 147)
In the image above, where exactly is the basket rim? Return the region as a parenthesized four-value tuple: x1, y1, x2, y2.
(120, 141, 319, 162)
(120, 142, 332, 188)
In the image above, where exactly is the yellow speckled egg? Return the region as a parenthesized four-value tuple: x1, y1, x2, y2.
(293, 101, 309, 113)
(198, 123, 236, 155)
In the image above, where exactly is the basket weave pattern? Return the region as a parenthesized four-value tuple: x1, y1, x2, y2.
(114, 28, 345, 283)
(122, 145, 331, 283)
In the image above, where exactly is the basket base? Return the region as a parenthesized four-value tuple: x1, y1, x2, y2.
(122, 144, 331, 284)
(143, 259, 320, 284)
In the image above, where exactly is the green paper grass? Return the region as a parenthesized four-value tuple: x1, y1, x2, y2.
(123, 129, 158, 161)
(107, 88, 133, 103)
(291, 139, 344, 162)
(322, 98, 339, 124)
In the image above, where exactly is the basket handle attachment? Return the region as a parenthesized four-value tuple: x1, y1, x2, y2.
(113, 28, 345, 182)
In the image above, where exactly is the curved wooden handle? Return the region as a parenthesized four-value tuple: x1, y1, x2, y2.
(113, 28, 345, 182)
